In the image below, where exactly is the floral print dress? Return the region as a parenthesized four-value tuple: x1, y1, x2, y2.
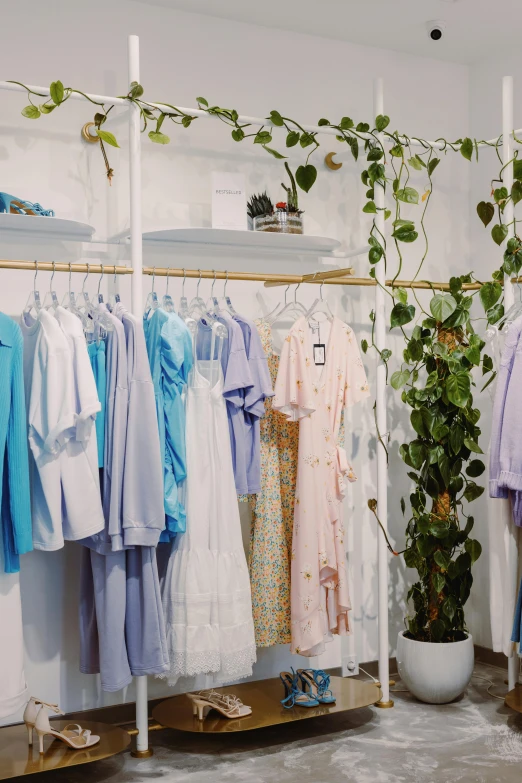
(244, 319, 299, 647)
(273, 316, 369, 656)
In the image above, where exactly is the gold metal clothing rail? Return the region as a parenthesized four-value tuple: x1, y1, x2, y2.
(142, 266, 355, 286)
(0, 260, 133, 275)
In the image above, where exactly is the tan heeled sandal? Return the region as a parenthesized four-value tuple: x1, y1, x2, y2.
(34, 706, 100, 754)
(187, 690, 252, 720)
(23, 697, 65, 746)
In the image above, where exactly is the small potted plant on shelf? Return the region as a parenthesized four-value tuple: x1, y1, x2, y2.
(389, 278, 488, 704)
(247, 163, 304, 235)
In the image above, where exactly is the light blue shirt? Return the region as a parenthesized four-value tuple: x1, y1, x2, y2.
(144, 308, 193, 540)
(0, 314, 32, 573)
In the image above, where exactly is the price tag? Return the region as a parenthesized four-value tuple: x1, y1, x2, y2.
(313, 344, 326, 365)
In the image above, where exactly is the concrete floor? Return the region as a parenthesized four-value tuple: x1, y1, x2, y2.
(15, 664, 522, 783)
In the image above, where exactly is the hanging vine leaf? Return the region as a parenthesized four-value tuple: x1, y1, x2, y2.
(375, 114, 390, 131)
(390, 302, 415, 328)
(445, 373, 471, 407)
(429, 294, 457, 323)
(427, 158, 440, 176)
(231, 127, 245, 142)
(479, 281, 502, 311)
(390, 369, 411, 389)
(465, 459, 485, 477)
(286, 131, 300, 147)
(50, 80, 64, 105)
(464, 539, 482, 563)
(476, 201, 495, 227)
(296, 164, 317, 192)
(460, 137, 473, 161)
(98, 129, 121, 147)
(491, 223, 508, 246)
(264, 146, 286, 159)
(21, 105, 41, 119)
(396, 187, 419, 205)
(340, 116, 354, 130)
(268, 110, 284, 127)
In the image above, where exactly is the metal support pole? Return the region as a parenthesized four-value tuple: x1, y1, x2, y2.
(373, 78, 393, 709)
(502, 75, 519, 693)
(128, 33, 151, 759)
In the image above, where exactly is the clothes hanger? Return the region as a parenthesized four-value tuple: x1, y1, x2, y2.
(62, 261, 90, 330)
(219, 271, 238, 316)
(108, 265, 121, 309)
(76, 263, 112, 336)
(179, 269, 197, 335)
(189, 269, 223, 331)
(189, 269, 208, 317)
(162, 267, 175, 312)
(267, 283, 307, 326)
(23, 260, 42, 318)
(144, 266, 160, 319)
(42, 261, 59, 310)
(206, 270, 220, 314)
(496, 280, 522, 330)
(263, 282, 287, 324)
(304, 275, 334, 322)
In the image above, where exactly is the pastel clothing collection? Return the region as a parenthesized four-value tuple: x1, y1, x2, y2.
(144, 307, 193, 540)
(161, 323, 256, 685)
(244, 319, 298, 647)
(274, 316, 370, 656)
(87, 340, 106, 469)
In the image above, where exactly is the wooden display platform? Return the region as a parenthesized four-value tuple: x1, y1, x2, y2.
(505, 685, 522, 713)
(152, 676, 381, 734)
(0, 720, 130, 780)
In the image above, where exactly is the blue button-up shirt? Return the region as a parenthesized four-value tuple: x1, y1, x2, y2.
(0, 313, 32, 572)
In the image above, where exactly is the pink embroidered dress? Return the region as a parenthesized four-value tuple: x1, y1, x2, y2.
(273, 316, 370, 656)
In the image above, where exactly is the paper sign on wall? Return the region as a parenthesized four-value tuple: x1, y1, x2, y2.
(211, 173, 247, 230)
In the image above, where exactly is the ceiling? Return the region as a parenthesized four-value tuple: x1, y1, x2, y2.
(134, 0, 520, 64)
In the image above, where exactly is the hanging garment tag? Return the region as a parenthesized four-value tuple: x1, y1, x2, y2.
(313, 344, 326, 365)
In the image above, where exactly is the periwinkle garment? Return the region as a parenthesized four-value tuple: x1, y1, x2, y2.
(144, 307, 193, 540)
(87, 340, 106, 469)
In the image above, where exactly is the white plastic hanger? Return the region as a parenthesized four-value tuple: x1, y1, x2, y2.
(496, 280, 522, 330)
(206, 270, 220, 314)
(267, 283, 307, 326)
(304, 276, 334, 322)
(62, 262, 90, 331)
(189, 269, 208, 317)
(108, 265, 121, 309)
(23, 260, 42, 318)
(144, 266, 160, 319)
(42, 261, 59, 310)
(162, 267, 175, 312)
(179, 269, 197, 336)
(219, 270, 238, 316)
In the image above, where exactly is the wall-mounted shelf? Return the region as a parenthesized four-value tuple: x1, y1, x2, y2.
(0, 214, 95, 242)
(111, 227, 342, 256)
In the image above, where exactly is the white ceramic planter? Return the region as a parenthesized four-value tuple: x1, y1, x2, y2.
(396, 630, 474, 704)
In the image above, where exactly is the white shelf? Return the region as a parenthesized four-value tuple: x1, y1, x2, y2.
(112, 227, 341, 255)
(0, 213, 95, 241)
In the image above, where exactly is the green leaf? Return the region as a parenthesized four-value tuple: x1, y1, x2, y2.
(340, 116, 354, 130)
(367, 147, 384, 161)
(438, 454, 451, 488)
(494, 186, 509, 205)
(408, 156, 423, 171)
(466, 459, 485, 478)
(300, 132, 315, 149)
(491, 223, 509, 246)
(129, 81, 144, 99)
(375, 114, 390, 132)
(463, 437, 483, 454)
(39, 103, 56, 114)
(479, 281, 502, 311)
(361, 339, 368, 354)
(396, 287, 407, 304)
(465, 345, 481, 366)
(449, 425, 465, 455)
(400, 496, 406, 515)
(318, 118, 329, 127)
(430, 294, 457, 323)
(231, 127, 245, 142)
(356, 122, 370, 133)
(390, 302, 415, 329)
(445, 373, 471, 408)
(254, 130, 272, 145)
(487, 303, 504, 325)
(296, 164, 317, 193)
(409, 440, 427, 469)
(21, 105, 41, 119)
(463, 483, 484, 502)
(465, 538, 482, 563)
(390, 369, 410, 390)
(464, 516, 475, 535)
(347, 137, 358, 161)
(268, 110, 284, 127)
(263, 146, 286, 160)
(514, 160, 522, 180)
(396, 186, 419, 205)
(98, 129, 120, 147)
(408, 339, 424, 363)
(427, 158, 440, 176)
(476, 201, 495, 227)
(50, 80, 64, 105)
(434, 551, 451, 572)
(362, 201, 377, 214)
(442, 596, 457, 622)
(286, 131, 300, 148)
(404, 547, 418, 568)
(392, 225, 418, 243)
(196, 97, 209, 106)
(456, 552, 472, 575)
(460, 137, 473, 161)
(390, 144, 403, 158)
(432, 573, 446, 594)
(430, 618, 446, 642)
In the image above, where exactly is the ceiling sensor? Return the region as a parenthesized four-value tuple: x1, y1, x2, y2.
(426, 20, 446, 41)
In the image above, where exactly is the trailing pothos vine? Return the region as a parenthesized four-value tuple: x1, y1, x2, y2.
(13, 77, 519, 644)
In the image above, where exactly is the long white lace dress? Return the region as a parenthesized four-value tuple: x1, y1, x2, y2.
(161, 322, 256, 685)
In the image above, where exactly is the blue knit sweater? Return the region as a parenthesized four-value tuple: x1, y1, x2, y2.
(0, 313, 32, 572)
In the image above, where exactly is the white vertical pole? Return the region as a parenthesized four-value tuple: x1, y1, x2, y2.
(128, 33, 150, 757)
(502, 75, 518, 693)
(373, 77, 392, 708)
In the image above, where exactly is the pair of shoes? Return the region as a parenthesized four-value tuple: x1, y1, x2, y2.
(187, 690, 252, 720)
(280, 668, 337, 708)
(0, 193, 54, 217)
(23, 697, 100, 754)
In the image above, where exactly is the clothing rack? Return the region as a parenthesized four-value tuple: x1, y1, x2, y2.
(1, 33, 520, 759)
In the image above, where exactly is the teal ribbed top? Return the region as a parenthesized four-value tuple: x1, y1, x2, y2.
(0, 313, 32, 573)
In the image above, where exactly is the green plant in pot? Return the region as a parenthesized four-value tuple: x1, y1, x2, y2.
(249, 164, 304, 235)
(390, 276, 493, 703)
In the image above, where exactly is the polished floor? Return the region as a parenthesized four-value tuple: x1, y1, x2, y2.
(11, 664, 522, 782)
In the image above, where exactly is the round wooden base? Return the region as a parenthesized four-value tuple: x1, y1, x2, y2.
(505, 685, 522, 713)
(0, 720, 130, 780)
(153, 676, 381, 734)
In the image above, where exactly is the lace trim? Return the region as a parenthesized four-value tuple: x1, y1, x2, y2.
(157, 644, 257, 685)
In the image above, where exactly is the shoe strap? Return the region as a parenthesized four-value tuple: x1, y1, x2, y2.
(31, 697, 64, 715)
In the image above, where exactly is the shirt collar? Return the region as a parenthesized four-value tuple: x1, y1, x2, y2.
(0, 318, 13, 348)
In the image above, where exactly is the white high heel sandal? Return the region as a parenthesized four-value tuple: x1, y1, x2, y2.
(23, 698, 64, 746)
(186, 690, 252, 720)
(34, 706, 100, 754)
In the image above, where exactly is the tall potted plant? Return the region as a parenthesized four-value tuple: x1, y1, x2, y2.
(390, 276, 491, 703)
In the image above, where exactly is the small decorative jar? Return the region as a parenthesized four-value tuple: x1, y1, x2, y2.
(253, 212, 303, 235)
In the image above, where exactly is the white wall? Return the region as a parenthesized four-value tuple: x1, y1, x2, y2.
(0, 0, 470, 723)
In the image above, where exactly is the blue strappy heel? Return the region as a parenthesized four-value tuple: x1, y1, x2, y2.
(280, 669, 319, 709)
(0, 193, 54, 217)
(298, 669, 336, 704)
